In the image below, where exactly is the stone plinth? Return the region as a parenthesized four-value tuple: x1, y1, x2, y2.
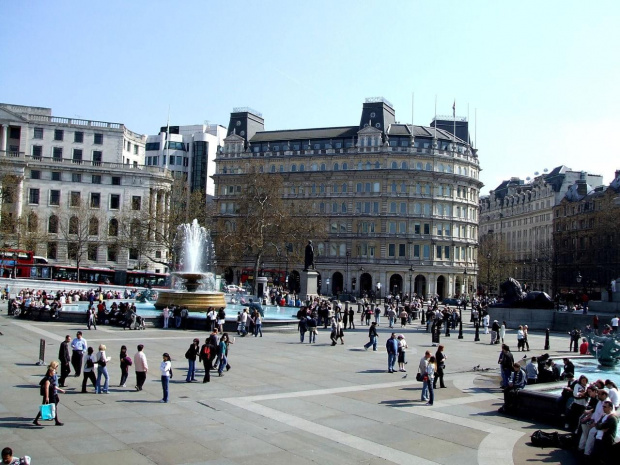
(154, 290, 226, 311)
(300, 271, 319, 300)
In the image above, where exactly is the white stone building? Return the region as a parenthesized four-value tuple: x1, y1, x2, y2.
(0, 103, 173, 273)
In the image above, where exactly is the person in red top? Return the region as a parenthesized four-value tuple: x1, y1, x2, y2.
(579, 338, 590, 355)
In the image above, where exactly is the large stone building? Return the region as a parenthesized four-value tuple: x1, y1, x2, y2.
(0, 103, 173, 273)
(214, 98, 482, 299)
(553, 170, 620, 295)
(145, 123, 227, 197)
(479, 166, 603, 295)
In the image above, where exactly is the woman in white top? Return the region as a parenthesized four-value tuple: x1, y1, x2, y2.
(95, 344, 111, 394)
(568, 375, 589, 431)
(605, 380, 619, 408)
(499, 321, 507, 344)
(162, 306, 169, 329)
(160, 353, 172, 403)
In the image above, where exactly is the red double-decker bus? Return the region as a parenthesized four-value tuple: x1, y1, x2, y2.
(0, 249, 35, 278)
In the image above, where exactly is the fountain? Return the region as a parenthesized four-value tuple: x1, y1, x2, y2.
(585, 333, 620, 367)
(154, 220, 226, 311)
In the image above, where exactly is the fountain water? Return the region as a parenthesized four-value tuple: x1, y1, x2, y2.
(154, 220, 226, 311)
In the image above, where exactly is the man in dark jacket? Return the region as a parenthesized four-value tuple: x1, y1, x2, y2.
(500, 362, 527, 413)
(386, 333, 399, 373)
(499, 344, 515, 388)
(58, 334, 71, 387)
(364, 322, 378, 351)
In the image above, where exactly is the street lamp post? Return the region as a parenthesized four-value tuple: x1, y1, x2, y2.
(459, 268, 466, 339)
(326, 278, 330, 296)
(409, 266, 415, 301)
(359, 266, 364, 297)
(486, 252, 491, 296)
(346, 251, 350, 293)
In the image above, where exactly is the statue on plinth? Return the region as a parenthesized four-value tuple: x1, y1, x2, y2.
(304, 240, 315, 272)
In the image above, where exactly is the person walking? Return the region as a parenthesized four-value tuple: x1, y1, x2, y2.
(364, 322, 378, 351)
(119, 345, 132, 387)
(207, 308, 217, 332)
(70, 331, 87, 377)
(330, 318, 338, 346)
(87, 306, 97, 330)
(33, 361, 65, 426)
(217, 308, 226, 333)
(254, 312, 263, 337)
(424, 356, 437, 406)
(298, 316, 308, 343)
(185, 338, 200, 382)
(160, 353, 172, 402)
(307, 314, 317, 343)
(134, 344, 148, 391)
(348, 307, 355, 329)
(81, 347, 97, 392)
(516, 325, 525, 351)
(499, 345, 515, 388)
(499, 321, 507, 344)
(199, 337, 212, 383)
(522, 325, 530, 351)
(386, 333, 398, 373)
(217, 334, 228, 377)
(95, 344, 111, 394)
(58, 335, 71, 387)
(434, 345, 447, 389)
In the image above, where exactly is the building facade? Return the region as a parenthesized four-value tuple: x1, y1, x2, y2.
(0, 103, 173, 273)
(145, 123, 227, 197)
(479, 166, 604, 295)
(553, 171, 620, 295)
(214, 98, 482, 299)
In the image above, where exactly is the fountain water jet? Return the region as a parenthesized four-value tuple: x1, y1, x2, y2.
(154, 220, 226, 311)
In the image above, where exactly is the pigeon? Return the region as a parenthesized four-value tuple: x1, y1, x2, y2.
(473, 364, 480, 371)
(402, 374, 407, 379)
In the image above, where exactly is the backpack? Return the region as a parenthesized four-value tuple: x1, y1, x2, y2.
(124, 356, 133, 366)
(530, 430, 559, 448)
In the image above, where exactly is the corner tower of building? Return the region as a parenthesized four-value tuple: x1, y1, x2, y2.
(359, 97, 396, 133)
(227, 107, 264, 144)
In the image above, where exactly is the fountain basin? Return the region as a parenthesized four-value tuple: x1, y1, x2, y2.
(154, 290, 226, 311)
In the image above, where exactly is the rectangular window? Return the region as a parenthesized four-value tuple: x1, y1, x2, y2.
(54, 129, 64, 141)
(436, 246, 443, 259)
(107, 245, 118, 262)
(94, 133, 103, 144)
(132, 196, 141, 211)
(398, 244, 406, 257)
(400, 202, 407, 214)
(445, 246, 450, 259)
(373, 202, 379, 214)
(129, 248, 139, 260)
(74, 131, 84, 143)
(53, 147, 63, 161)
(29, 188, 40, 204)
(47, 242, 57, 259)
(68, 242, 78, 260)
(33, 127, 43, 139)
(414, 223, 421, 235)
(72, 173, 82, 182)
(388, 244, 396, 257)
(111, 176, 121, 186)
(51, 171, 61, 181)
(49, 190, 60, 206)
(413, 244, 420, 258)
(92, 150, 102, 166)
(32, 145, 43, 159)
(134, 145, 138, 155)
(70, 191, 81, 207)
(92, 174, 101, 184)
(90, 193, 100, 208)
(30, 170, 41, 179)
(389, 222, 396, 234)
(88, 244, 98, 261)
(423, 244, 430, 259)
(72, 149, 83, 164)
(423, 223, 430, 235)
(110, 194, 120, 209)
(399, 222, 406, 234)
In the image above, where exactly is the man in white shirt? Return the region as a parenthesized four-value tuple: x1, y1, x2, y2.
(70, 331, 87, 377)
(611, 315, 619, 333)
(579, 388, 615, 456)
(419, 351, 431, 401)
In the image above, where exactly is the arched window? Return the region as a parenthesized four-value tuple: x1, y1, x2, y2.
(299, 164, 305, 172)
(27, 212, 38, 232)
(416, 162, 422, 170)
(339, 244, 346, 256)
(270, 165, 276, 173)
(401, 161, 407, 169)
(342, 162, 348, 170)
(319, 184, 325, 193)
(391, 161, 398, 169)
(311, 163, 318, 171)
(425, 163, 432, 171)
(341, 202, 347, 213)
(291, 164, 297, 172)
(333, 162, 339, 171)
(311, 184, 316, 194)
(317, 243, 325, 255)
(108, 218, 119, 237)
(69, 216, 79, 235)
(319, 203, 325, 213)
(366, 161, 371, 170)
(375, 161, 381, 169)
(342, 183, 347, 193)
(89, 217, 99, 236)
(320, 163, 326, 171)
(48, 215, 58, 234)
(438, 163, 444, 172)
(357, 162, 362, 170)
(332, 202, 338, 213)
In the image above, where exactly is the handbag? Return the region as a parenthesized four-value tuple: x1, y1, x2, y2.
(416, 372, 423, 382)
(39, 403, 56, 421)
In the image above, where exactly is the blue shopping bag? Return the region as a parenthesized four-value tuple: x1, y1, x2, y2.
(39, 403, 55, 420)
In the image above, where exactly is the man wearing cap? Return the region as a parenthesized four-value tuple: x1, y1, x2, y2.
(579, 388, 614, 457)
(70, 331, 87, 377)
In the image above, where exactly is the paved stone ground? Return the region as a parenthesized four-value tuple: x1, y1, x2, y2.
(0, 310, 579, 464)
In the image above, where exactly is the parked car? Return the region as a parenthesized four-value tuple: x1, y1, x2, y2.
(442, 298, 460, 306)
(225, 285, 243, 293)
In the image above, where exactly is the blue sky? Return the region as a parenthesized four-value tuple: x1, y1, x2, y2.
(1, 0, 618, 192)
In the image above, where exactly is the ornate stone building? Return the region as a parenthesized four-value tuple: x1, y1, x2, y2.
(0, 103, 173, 273)
(214, 98, 482, 299)
(479, 166, 603, 295)
(553, 171, 620, 295)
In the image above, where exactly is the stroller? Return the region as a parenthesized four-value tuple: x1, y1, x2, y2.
(134, 315, 146, 330)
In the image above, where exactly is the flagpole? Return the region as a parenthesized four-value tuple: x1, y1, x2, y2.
(467, 104, 470, 146)
(165, 105, 170, 169)
(475, 108, 477, 149)
(453, 99, 456, 149)
(434, 95, 437, 140)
